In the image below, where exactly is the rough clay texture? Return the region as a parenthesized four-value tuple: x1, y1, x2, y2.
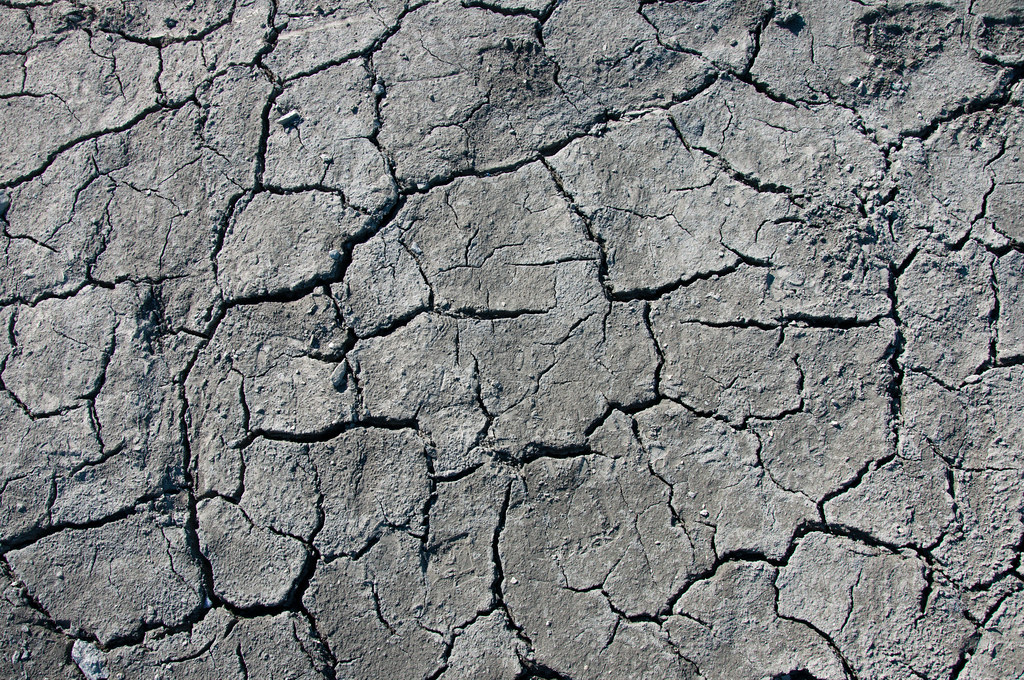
(1, 1, 1023, 679)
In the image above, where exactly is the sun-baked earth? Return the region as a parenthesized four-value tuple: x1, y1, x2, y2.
(2, 1, 1024, 679)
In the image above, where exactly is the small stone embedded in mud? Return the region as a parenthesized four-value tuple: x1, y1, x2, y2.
(277, 110, 302, 128)
(72, 640, 108, 680)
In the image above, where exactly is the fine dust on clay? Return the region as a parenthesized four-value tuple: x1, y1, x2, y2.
(1, 0, 1023, 679)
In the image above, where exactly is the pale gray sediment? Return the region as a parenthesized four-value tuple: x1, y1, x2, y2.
(1, 1, 1023, 678)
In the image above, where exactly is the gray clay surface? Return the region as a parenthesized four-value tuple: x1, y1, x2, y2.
(1, 1, 1024, 679)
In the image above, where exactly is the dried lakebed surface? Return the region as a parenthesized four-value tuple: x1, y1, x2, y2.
(1, 0, 1024, 678)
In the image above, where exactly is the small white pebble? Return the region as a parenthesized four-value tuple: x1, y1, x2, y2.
(277, 110, 301, 126)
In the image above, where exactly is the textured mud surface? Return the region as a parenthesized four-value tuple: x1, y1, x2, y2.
(1, 0, 1024, 678)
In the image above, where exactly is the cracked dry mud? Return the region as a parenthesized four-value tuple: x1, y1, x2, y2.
(1, 1, 1024, 680)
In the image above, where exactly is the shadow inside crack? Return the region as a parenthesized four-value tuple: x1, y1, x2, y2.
(773, 671, 824, 680)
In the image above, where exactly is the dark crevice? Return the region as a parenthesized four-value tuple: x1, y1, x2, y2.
(896, 65, 1024, 149)
(818, 451, 898, 524)
(0, 488, 182, 555)
(774, 672, 826, 680)
(519, 442, 596, 466)
(770, 571, 859, 680)
(515, 659, 574, 680)
(948, 630, 983, 680)
(281, 0, 430, 83)
(490, 479, 513, 609)
(0, 96, 198, 191)
(463, 0, 547, 19)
